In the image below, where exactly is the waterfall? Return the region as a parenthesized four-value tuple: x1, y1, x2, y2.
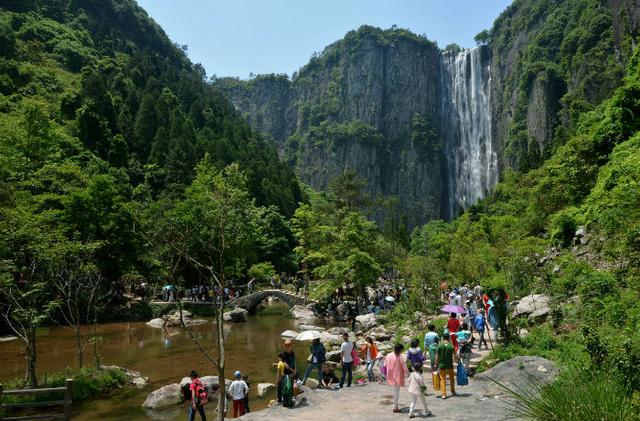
(440, 47, 498, 218)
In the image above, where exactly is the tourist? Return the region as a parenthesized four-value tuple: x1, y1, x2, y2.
(428, 336, 440, 391)
(242, 374, 251, 413)
(321, 364, 339, 388)
(474, 309, 488, 349)
(187, 370, 207, 421)
(228, 371, 248, 418)
(339, 332, 354, 388)
(274, 352, 291, 404)
(360, 336, 378, 382)
(464, 298, 477, 333)
(447, 312, 461, 353)
(282, 339, 297, 377)
(424, 323, 439, 351)
(406, 338, 427, 367)
(435, 333, 456, 399)
(302, 338, 326, 385)
(385, 343, 408, 413)
(457, 322, 473, 372)
(408, 363, 431, 418)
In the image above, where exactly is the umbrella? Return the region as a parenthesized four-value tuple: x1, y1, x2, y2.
(295, 330, 322, 341)
(385, 296, 396, 302)
(162, 285, 173, 290)
(441, 304, 466, 314)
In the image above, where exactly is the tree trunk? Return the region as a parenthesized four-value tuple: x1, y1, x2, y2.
(216, 302, 226, 421)
(25, 328, 38, 388)
(76, 324, 84, 369)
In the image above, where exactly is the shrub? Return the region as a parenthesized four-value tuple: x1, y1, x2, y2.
(498, 368, 636, 421)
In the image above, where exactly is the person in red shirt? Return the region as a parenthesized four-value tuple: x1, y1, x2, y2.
(447, 312, 461, 353)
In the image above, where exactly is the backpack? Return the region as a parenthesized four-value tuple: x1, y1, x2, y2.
(474, 314, 485, 331)
(181, 383, 192, 402)
(282, 375, 293, 408)
(192, 379, 209, 406)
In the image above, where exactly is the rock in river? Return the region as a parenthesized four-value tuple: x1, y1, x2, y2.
(280, 330, 299, 339)
(223, 307, 248, 322)
(257, 383, 276, 398)
(355, 313, 377, 331)
(142, 383, 181, 410)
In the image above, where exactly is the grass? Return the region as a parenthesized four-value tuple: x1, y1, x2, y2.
(494, 367, 637, 421)
(1, 366, 129, 406)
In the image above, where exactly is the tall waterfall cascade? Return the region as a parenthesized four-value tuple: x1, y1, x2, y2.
(441, 47, 499, 218)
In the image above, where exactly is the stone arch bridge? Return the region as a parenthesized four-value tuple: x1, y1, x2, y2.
(234, 289, 315, 314)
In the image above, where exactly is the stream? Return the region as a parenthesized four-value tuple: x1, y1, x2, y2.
(0, 303, 326, 420)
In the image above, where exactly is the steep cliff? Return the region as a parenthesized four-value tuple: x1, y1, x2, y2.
(216, 1, 637, 228)
(217, 26, 447, 228)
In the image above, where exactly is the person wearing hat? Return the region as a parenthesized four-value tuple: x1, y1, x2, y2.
(228, 370, 249, 418)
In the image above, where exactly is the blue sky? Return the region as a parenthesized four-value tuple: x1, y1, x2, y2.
(136, 0, 513, 79)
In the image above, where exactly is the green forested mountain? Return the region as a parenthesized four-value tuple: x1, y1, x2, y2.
(0, 0, 302, 290)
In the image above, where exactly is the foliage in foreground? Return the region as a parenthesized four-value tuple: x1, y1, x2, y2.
(497, 368, 638, 421)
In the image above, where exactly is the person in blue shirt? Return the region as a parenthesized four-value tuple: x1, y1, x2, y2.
(474, 309, 488, 349)
(423, 323, 439, 351)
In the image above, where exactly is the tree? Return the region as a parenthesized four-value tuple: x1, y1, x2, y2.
(443, 43, 462, 54)
(161, 159, 265, 420)
(474, 29, 492, 46)
(328, 169, 369, 211)
(50, 242, 104, 369)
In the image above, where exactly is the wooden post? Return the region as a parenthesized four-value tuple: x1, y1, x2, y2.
(63, 379, 73, 420)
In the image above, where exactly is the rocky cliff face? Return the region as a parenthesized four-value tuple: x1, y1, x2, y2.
(216, 1, 635, 228)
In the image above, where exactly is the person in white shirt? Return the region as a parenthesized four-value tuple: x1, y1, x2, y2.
(407, 363, 431, 418)
(228, 370, 249, 418)
(339, 332, 354, 388)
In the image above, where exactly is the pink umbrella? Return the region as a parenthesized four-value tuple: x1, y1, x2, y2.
(441, 304, 466, 314)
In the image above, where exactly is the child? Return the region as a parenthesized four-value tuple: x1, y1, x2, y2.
(407, 363, 431, 418)
(474, 309, 488, 350)
(406, 338, 427, 367)
(273, 352, 289, 404)
(228, 370, 248, 418)
(241, 374, 250, 413)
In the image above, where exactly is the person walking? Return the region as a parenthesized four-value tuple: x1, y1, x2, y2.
(435, 333, 456, 399)
(447, 312, 461, 353)
(385, 343, 409, 413)
(360, 336, 378, 382)
(228, 371, 248, 418)
(339, 332, 354, 388)
(408, 363, 432, 418)
(406, 338, 427, 367)
(428, 336, 440, 392)
(187, 370, 207, 421)
(302, 338, 326, 385)
(474, 309, 488, 349)
(457, 322, 473, 372)
(423, 323, 439, 350)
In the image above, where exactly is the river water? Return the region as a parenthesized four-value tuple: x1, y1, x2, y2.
(0, 304, 324, 420)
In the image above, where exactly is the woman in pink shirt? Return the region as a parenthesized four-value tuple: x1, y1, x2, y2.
(385, 343, 409, 413)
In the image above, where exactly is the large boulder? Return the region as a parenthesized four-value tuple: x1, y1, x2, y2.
(305, 378, 319, 389)
(257, 383, 276, 398)
(326, 350, 342, 363)
(512, 294, 551, 325)
(142, 384, 181, 410)
(101, 365, 148, 389)
(326, 327, 348, 335)
(223, 307, 248, 323)
(320, 331, 343, 346)
(475, 356, 558, 395)
(280, 330, 299, 339)
(290, 305, 316, 323)
(298, 324, 325, 332)
(146, 318, 165, 328)
(355, 313, 377, 331)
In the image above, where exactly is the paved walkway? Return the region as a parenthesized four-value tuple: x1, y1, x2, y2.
(242, 377, 515, 421)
